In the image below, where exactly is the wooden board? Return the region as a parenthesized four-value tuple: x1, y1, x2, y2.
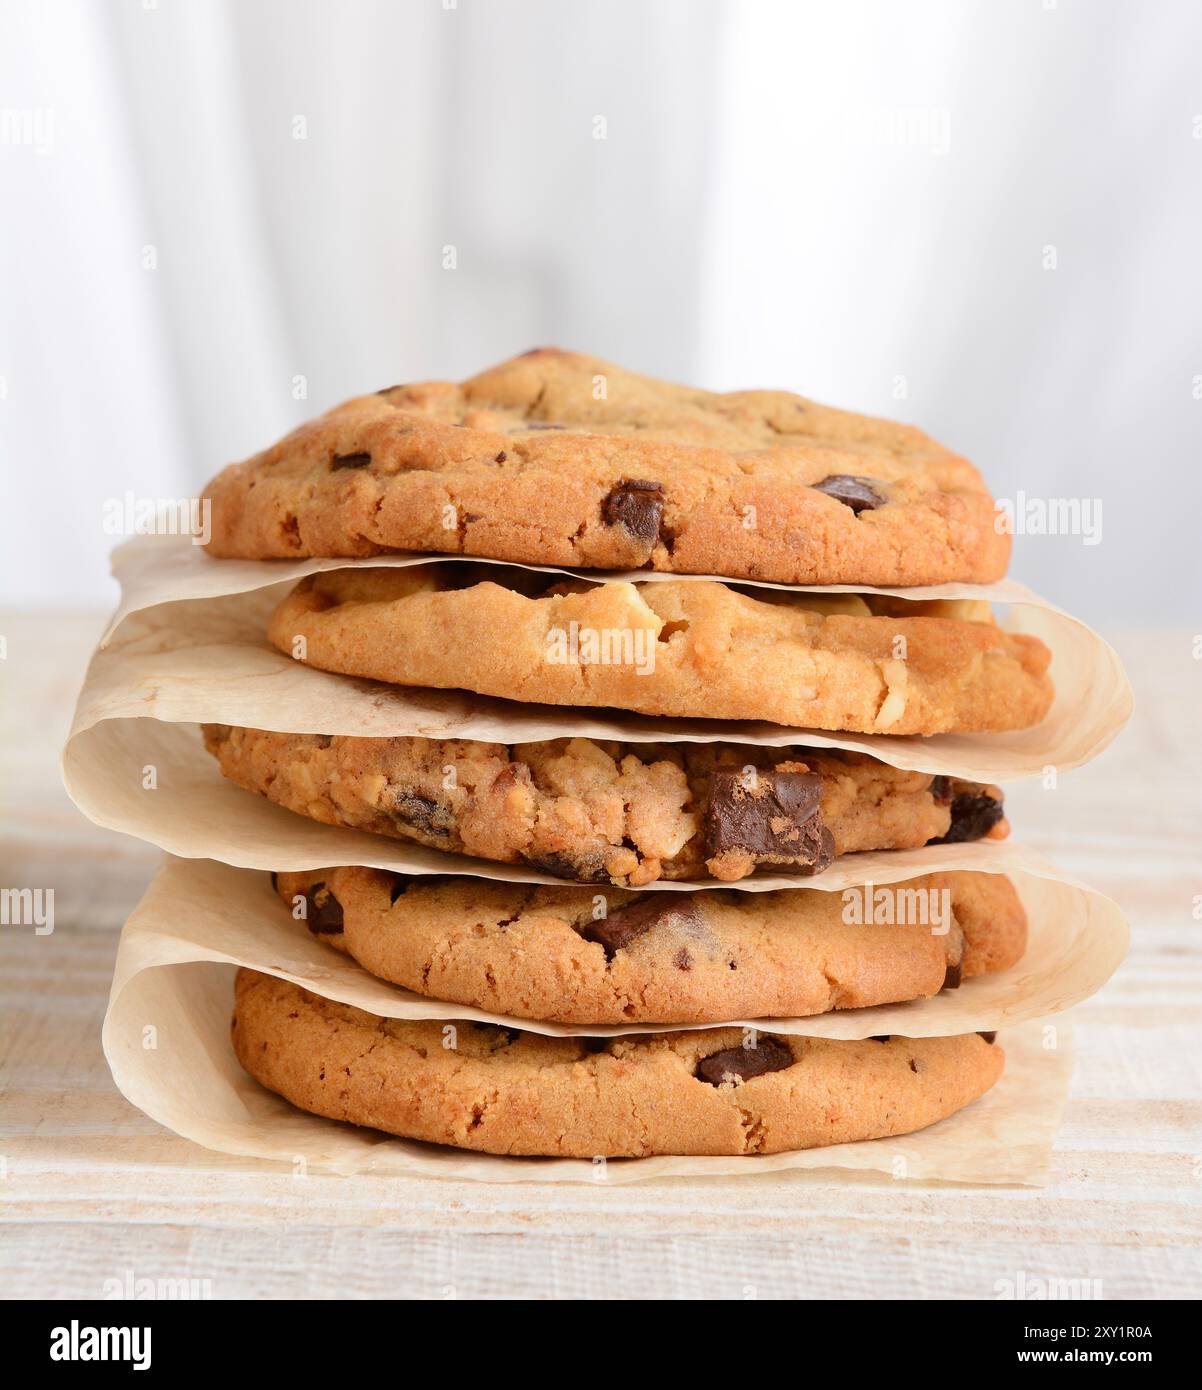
(1, 612, 1200, 1299)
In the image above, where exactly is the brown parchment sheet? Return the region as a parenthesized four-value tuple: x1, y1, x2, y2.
(73, 553, 1131, 796)
(113, 855, 1126, 1040)
(102, 531, 1109, 640)
(64, 714, 1101, 890)
(102, 862, 1079, 1184)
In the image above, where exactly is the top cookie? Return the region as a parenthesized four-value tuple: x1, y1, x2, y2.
(201, 348, 1010, 586)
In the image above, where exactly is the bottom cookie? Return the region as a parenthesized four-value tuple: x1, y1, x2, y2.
(231, 970, 1004, 1158)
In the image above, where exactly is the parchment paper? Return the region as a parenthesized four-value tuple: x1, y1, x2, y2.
(103, 868, 1078, 1184)
(116, 855, 1126, 1039)
(64, 715, 1099, 889)
(73, 560, 1132, 788)
(102, 531, 1105, 638)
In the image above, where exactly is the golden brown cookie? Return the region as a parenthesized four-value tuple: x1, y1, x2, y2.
(276, 867, 1027, 1025)
(267, 566, 1054, 735)
(202, 348, 1010, 587)
(202, 726, 1008, 885)
(231, 969, 1005, 1157)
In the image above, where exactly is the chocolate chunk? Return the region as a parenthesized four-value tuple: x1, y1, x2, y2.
(391, 791, 452, 838)
(601, 479, 665, 545)
(696, 1038, 793, 1086)
(942, 959, 963, 991)
(930, 775, 953, 805)
(331, 451, 372, 470)
(387, 872, 451, 903)
(579, 895, 703, 961)
(932, 793, 1005, 844)
(472, 1021, 521, 1045)
(303, 882, 343, 934)
(522, 849, 609, 883)
(704, 768, 834, 873)
(978, 1031, 997, 1044)
(494, 450, 507, 463)
(812, 475, 883, 513)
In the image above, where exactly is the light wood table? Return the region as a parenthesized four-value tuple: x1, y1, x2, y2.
(2, 612, 1199, 1300)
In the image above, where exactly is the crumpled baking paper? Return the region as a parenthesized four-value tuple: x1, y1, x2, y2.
(113, 855, 1125, 1039)
(103, 855, 1082, 1184)
(91, 534, 1132, 781)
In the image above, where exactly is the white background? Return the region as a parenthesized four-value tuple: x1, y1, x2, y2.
(2, 0, 1200, 622)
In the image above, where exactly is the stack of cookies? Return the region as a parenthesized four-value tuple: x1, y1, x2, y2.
(196, 348, 1055, 1160)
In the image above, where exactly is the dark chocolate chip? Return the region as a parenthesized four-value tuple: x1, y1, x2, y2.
(472, 1021, 521, 1045)
(391, 791, 452, 838)
(812, 474, 884, 513)
(522, 849, 609, 883)
(978, 1031, 997, 1044)
(601, 478, 665, 545)
(579, 895, 704, 961)
(942, 959, 963, 991)
(331, 451, 372, 471)
(930, 775, 953, 805)
(932, 793, 1005, 844)
(494, 450, 507, 463)
(703, 768, 834, 873)
(696, 1038, 793, 1086)
(304, 882, 344, 934)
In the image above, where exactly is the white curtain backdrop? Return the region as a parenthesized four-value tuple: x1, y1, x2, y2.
(2, 0, 1199, 621)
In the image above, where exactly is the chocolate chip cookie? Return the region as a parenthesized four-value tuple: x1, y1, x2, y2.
(267, 566, 1054, 735)
(274, 867, 1027, 1025)
(202, 348, 1010, 587)
(231, 969, 1004, 1156)
(202, 725, 1008, 884)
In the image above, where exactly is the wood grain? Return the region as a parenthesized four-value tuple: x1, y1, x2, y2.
(1, 611, 1200, 1299)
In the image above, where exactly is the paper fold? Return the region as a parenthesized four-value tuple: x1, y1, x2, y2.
(65, 714, 1112, 890)
(117, 856, 1127, 1039)
(103, 856, 1081, 1183)
(72, 555, 1132, 808)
